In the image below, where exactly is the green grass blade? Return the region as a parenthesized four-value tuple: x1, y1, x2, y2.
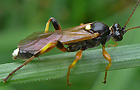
(0, 44, 140, 85)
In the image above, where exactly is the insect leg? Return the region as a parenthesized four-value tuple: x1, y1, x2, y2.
(56, 41, 67, 52)
(45, 17, 62, 33)
(108, 38, 117, 47)
(102, 45, 112, 84)
(3, 42, 57, 82)
(67, 49, 83, 86)
(3, 56, 35, 82)
(35, 43, 56, 58)
(36, 42, 58, 56)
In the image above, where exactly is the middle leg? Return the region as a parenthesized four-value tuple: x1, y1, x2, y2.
(67, 49, 83, 86)
(56, 41, 84, 86)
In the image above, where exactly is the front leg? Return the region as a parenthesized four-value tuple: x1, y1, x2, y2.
(108, 38, 117, 47)
(102, 45, 112, 83)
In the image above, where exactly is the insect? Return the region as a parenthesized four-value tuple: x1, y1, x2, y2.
(3, 0, 140, 86)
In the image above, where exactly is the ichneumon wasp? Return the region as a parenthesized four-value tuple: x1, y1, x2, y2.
(3, 0, 140, 86)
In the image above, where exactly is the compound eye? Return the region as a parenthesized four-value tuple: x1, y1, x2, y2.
(85, 24, 91, 30)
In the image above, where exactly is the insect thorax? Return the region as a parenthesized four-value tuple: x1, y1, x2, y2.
(66, 22, 111, 52)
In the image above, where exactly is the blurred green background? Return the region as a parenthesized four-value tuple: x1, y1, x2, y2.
(0, 0, 140, 90)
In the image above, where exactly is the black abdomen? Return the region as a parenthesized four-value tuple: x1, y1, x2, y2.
(16, 49, 34, 59)
(66, 37, 101, 52)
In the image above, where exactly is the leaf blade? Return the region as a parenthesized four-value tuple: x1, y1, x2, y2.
(0, 44, 140, 85)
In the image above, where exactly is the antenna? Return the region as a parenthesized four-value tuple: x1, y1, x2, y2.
(122, 0, 140, 30)
(125, 26, 140, 31)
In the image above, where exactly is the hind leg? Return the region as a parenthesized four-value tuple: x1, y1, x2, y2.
(3, 42, 58, 82)
(45, 17, 62, 33)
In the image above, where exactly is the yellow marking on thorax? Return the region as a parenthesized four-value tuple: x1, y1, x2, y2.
(109, 26, 112, 30)
(109, 26, 113, 35)
(85, 24, 91, 30)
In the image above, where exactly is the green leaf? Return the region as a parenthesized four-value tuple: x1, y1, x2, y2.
(0, 44, 140, 85)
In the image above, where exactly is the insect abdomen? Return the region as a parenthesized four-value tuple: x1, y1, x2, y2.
(12, 48, 34, 59)
(18, 50, 34, 59)
(66, 38, 101, 52)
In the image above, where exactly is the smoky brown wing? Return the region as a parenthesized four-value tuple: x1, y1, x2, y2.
(18, 30, 62, 52)
(60, 29, 99, 44)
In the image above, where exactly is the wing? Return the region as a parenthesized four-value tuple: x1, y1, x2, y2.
(60, 24, 99, 44)
(18, 23, 99, 53)
(18, 30, 62, 53)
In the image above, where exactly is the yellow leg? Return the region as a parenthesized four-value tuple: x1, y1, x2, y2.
(67, 50, 83, 86)
(3, 42, 57, 82)
(45, 17, 61, 33)
(45, 18, 51, 33)
(102, 45, 112, 83)
(40, 43, 55, 54)
(108, 38, 117, 47)
(34, 42, 57, 58)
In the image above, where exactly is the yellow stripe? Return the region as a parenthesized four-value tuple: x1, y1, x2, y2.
(45, 20, 51, 33)
(85, 24, 91, 30)
(40, 43, 53, 54)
